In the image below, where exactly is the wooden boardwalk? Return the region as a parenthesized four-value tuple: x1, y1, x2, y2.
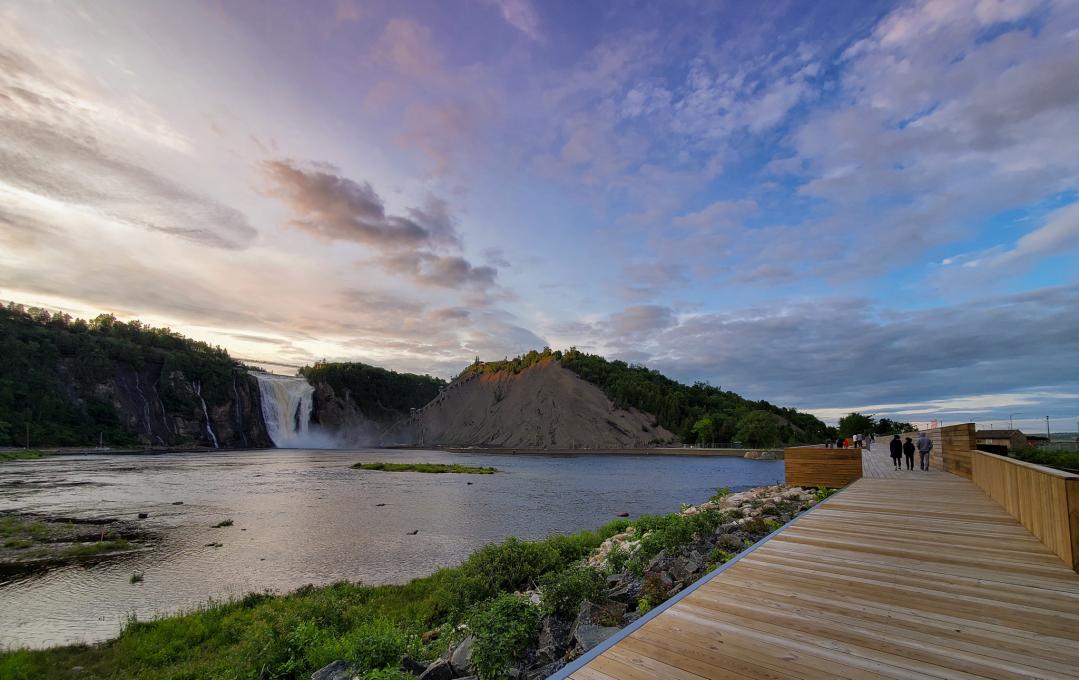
(557, 447, 1079, 679)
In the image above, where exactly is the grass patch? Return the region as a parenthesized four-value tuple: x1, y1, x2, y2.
(3, 538, 33, 550)
(60, 539, 130, 558)
(130, 573, 144, 584)
(352, 462, 498, 474)
(0, 450, 45, 462)
(212, 519, 234, 528)
(0, 517, 51, 540)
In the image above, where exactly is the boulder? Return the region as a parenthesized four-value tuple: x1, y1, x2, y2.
(449, 636, 474, 676)
(401, 656, 428, 675)
(311, 660, 357, 680)
(525, 662, 563, 679)
(573, 622, 619, 652)
(418, 659, 454, 680)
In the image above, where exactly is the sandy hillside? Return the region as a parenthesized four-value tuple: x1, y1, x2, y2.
(387, 359, 675, 449)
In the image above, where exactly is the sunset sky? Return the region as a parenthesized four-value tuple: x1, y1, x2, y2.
(1, 0, 1078, 430)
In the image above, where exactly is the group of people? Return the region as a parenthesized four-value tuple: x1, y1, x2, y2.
(889, 432, 933, 471)
(829, 432, 875, 449)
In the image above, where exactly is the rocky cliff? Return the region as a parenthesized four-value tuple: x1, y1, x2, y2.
(0, 303, 271, 448)
(386, 359, 675, 449)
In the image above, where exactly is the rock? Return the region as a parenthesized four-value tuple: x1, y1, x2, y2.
(401, 656, 427, 674)
(645, 550, 667, 572)
(311, 660, 357, 680)
(616, 512, 629, 517)
(418, 659, 453, 680)
(449, 636, 474, 675)
(375, 503, 386, 507)
(606, 581, 638, 604)
(537, 615, 572, 655)
(525, 662, 563, 679)
(421, 628, 441, 643)
(574, 622, 619, 652)
(171, 501, 183, 505)
(407, 529, 419, 535)
(137, 512, 149, 519)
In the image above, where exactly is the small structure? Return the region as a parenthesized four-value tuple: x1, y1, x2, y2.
(975, 428, 1026, 453)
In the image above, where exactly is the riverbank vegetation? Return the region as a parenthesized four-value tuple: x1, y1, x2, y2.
(352, 463, 499, 474)
(0, 450, 45, 462)
(0, 484, 820, 680)
(461, 348, 834, 447)
(1, 515, 142, 565)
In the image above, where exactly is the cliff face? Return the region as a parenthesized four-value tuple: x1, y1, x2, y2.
(74, 359, 271, 448)
(308, 381, 386, 447)
(391, 359, 675, 449)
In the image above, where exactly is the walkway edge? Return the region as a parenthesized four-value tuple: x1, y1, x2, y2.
(546, 486, 844, 680)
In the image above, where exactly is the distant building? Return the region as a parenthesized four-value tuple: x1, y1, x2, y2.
(976, 429, 1027, 453)
(1025, 434, 1050, 447)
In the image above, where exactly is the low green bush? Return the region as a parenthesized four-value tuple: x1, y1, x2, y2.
(539, 566, 605, 618)
(468, 594, 541, 680)
(1008, 447, 1079, 472)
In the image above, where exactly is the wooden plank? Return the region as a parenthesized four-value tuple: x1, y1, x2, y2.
(566, 475, 1079, 680)
(784, 447, 863, 487)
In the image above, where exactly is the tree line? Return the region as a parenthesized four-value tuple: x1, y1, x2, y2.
(299, 361, 445, 421)
(0, 303, 244, 447)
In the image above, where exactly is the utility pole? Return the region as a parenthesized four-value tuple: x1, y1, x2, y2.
(25, 423, 29, 449)
(1046, 416, 1051, 442)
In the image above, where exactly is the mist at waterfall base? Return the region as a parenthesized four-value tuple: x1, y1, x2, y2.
(253, 373, 340, 449)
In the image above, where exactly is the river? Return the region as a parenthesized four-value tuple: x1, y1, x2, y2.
(0, 448, 782, 649)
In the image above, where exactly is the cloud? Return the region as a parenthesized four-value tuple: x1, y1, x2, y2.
(486, 0, 542, 40)
(574, 285, 1079, 424)
(607, 305, 675, 337)
(261, 159, 500, 292)
(0, 39, 256, 250)
(381, 252, 498, 289)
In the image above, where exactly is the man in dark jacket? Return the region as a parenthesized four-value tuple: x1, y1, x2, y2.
(889, 434, 902, 471)
(902, 437, 916, 471)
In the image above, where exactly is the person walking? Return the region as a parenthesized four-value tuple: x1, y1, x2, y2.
(889, 434, 902, 471)
(916, 432, 933, 471)
(902, 437, 915, 471)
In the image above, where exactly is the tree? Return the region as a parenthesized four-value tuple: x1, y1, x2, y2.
(838, 412, 876, 438)
(874, 417, 916, 435)
(691, 417, 715, 446)
(736, 410, 785, 448)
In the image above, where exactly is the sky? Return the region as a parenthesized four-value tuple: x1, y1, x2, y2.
(1, 0, 1078, 432)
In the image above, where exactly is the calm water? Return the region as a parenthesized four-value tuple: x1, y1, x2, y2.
(0, 449, 782, 649)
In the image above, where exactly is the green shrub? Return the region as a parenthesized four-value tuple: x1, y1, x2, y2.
(468, 594, 541, 680)
(539, 566, 606, 618)
(605, 544, 630, 573)
(1008, 447, 1079, 472)
(815, 486, 837, 502)
(709, 486, 732, 503)
(437, 537, 560, 615)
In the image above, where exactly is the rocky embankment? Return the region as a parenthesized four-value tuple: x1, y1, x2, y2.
(311, 484, 822, 680)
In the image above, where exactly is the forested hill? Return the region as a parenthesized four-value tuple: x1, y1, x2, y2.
(460, 348, 833, 446)
(299, 361, 445, 422)
(0, 303, 269, 448)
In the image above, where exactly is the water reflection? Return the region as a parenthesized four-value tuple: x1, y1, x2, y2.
(0, 448, 782, 648)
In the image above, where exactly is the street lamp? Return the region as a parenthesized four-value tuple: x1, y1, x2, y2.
(1009, 413, 1022, 430)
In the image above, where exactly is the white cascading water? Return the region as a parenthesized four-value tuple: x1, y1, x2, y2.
(253, 373, 315, 448)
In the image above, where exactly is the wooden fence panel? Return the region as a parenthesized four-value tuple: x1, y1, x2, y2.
(972, 449, 1079, 572)
(784, 447, 863, 488)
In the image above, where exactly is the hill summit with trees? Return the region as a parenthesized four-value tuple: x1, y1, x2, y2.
(403, 348, 836, 449)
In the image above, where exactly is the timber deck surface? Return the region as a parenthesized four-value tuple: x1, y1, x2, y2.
(560, 447, 1079, 679)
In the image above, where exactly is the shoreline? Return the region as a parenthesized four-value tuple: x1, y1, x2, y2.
(0, 481, 819, 678)
(4, 445, 780, 458)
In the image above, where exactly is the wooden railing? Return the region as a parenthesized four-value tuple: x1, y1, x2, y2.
(893, 423, 975, 477)
(783, 446, 863, 488)
(971, 449, 1079, 572)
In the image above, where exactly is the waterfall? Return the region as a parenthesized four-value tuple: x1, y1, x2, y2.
(191, 379, 219, 449)
(253, 373, 315, 448)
